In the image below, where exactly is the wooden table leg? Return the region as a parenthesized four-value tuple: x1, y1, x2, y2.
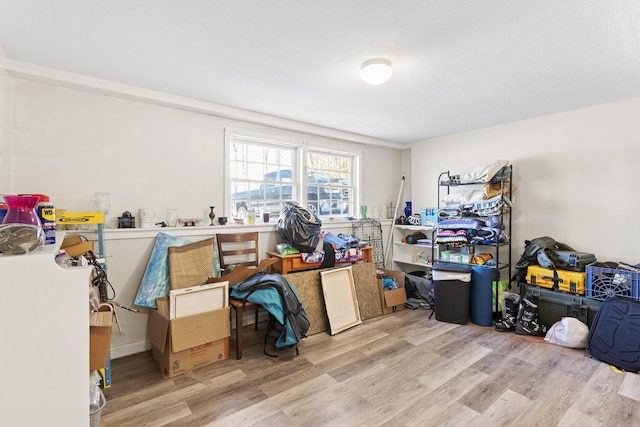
(235, 305, 243, 360)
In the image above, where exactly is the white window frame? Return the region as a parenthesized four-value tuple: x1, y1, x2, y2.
(304, 147, 360, 219)
(224, 128, 361, 220)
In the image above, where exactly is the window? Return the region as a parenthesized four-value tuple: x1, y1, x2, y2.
(306, 149, 356, 218)
(225, 129, 358, 219)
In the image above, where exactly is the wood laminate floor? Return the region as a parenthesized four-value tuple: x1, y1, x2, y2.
(102, 309, 640, 427)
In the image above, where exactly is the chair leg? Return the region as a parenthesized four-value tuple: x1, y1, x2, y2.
(254, 308, 259, 330)
(235, 305, 243, 360)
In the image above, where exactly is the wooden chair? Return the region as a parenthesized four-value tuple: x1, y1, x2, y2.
(216, 231, 262, 359)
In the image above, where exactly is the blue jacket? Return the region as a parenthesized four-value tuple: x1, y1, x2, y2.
(230, 272, 308, 348)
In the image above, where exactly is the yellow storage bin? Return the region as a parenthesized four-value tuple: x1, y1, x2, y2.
(526, 265, 586, 295)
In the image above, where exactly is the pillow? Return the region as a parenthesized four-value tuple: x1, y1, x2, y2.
(459, 160, 510, 183)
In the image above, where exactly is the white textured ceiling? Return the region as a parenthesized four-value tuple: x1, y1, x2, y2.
(1, 1, 639, 144)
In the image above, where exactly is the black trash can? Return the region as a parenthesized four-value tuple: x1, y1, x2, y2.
(433, 263, 472, 324)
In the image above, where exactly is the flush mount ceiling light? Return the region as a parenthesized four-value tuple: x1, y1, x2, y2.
(360, 58, 393, 85)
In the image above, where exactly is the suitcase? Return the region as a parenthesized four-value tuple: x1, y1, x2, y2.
(549, 250, 596, 272)
(587, 297, 640, 372)
(526, 265, 586, 295)
(527, 285, 601, 329)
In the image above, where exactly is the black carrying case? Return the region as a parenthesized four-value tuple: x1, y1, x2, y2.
(587, 297, 640, 373)
(527, 285, 601, 328)
(550, 250, 597, 272)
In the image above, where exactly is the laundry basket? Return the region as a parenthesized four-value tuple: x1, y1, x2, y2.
(90, 386, 106, 427)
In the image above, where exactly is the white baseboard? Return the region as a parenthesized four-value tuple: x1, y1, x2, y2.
(110, 340, 151, 359)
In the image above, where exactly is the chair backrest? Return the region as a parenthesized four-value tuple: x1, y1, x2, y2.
(216, 232, 259, 271)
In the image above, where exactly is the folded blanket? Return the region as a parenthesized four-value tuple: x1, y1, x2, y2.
(435, 229, 467, 247)
(438, 207, 462, 219)
(438, 217, 485, 230)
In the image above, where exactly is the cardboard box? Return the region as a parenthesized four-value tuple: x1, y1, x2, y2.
(377, 269, 407, 314)
(151, 338, 230, 378)
(90, 310, 113, 371)
(148, 307, 231, 378)
(61, 234, 94, 257)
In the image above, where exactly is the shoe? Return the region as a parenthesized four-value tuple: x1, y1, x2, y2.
(515, 297, 547, 336)
(495, 294, 519, 332)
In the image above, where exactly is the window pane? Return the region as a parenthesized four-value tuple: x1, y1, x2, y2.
(306, 150, 356, 217)
(228, 135, 299, 219)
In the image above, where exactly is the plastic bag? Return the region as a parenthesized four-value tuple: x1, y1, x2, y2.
(544, 317, 589, 348)
(277, 202, 322, 253)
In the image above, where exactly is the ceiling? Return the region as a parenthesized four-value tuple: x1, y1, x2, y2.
(1, 1, 639, 145)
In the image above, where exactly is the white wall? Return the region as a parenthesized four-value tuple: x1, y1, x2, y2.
(410, 97, 640, 265)
(10, 79, 401, 225)
(8, 76, 401, 358)
(0, 44, 10, 192)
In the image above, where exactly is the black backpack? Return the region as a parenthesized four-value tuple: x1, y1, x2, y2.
(588, 297, 640, 372)
(232, 272, 310, 356)
(512, 236, 575, 288)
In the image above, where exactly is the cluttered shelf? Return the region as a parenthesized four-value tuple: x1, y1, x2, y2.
(267, 246, 372, 275)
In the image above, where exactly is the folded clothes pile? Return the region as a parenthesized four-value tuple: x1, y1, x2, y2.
(434, 215, 509, 246)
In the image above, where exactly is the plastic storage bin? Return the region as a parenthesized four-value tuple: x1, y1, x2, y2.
(433, 263, 472, 324)
(586, 263, 639, 301)
(90, 387, 106, 427)
(527, 265, 586, 295)
(527, 285, 602, 328)
(420, 208, 438, 226)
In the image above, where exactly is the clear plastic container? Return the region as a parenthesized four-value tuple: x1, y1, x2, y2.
(89, 386, 106, 427)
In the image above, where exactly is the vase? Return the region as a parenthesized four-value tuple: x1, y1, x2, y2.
(2, 195, 42, 226)
(208, 206, 216, 226)
(404, 201, 412, 218)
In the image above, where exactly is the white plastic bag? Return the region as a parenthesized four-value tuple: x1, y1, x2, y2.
(544, 317, 589, 348)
